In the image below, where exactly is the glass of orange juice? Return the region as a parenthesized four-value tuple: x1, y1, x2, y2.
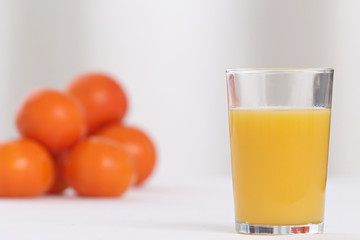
(226, 69, 334, 235)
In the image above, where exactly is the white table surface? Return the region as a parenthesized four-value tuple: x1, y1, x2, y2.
(0, 176, 358, 240)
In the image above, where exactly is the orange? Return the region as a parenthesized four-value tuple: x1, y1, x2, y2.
(67, 73, 127, 134)
(0, 139, 54, 197)
(96, 125, 156, 186)
(64, 137, 134, 197)
(47, 152, 68, 194)
(16, 89, 86, 154)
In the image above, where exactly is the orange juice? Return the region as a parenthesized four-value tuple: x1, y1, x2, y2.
(229, 108, 331, 225)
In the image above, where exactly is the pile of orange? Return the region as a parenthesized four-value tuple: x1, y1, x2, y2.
(0, 73, 156, 197)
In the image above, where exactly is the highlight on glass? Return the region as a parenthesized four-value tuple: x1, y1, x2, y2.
(226, 68, 334, 235)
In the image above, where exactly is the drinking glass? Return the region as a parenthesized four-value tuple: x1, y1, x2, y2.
(226, 68, 334, 235)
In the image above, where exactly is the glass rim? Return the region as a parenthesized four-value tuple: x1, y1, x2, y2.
(226, 68, 334, 74)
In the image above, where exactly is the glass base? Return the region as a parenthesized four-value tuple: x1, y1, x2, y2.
(236, 222, 324, 235)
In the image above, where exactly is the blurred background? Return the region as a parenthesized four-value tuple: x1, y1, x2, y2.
(0, 0, 357, 179)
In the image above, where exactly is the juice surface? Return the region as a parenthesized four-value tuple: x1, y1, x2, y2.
(229, 108, 331, 225)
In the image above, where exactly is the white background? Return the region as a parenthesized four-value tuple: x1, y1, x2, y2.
(0, 0, 359, 179)
(0, 177, 359, 239)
